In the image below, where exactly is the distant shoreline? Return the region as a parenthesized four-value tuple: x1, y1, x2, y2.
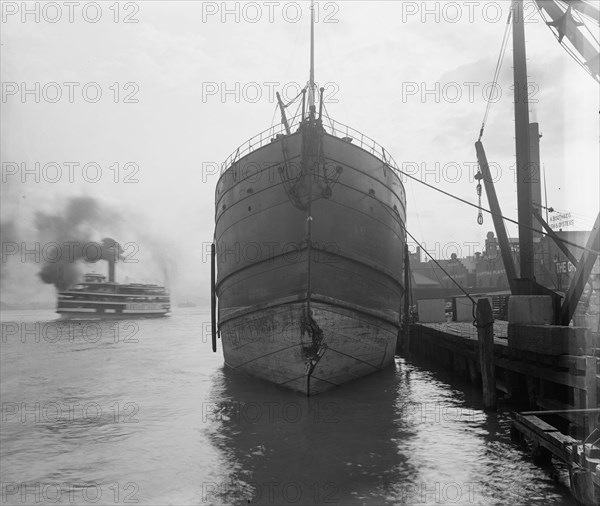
(0, 303, 55, 311)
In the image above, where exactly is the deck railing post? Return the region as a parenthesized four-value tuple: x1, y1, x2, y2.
(476, 298, 496, 411)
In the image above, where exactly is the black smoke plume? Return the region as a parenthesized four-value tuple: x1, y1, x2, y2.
(0, 220, 19, 279)
(34, 197, 123, 290)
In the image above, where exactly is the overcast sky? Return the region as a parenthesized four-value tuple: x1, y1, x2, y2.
(1, 0, 598, 304)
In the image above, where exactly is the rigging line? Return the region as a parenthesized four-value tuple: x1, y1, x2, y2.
(370, 189, 455, 291)
(321, 102, 336, 131)
(543, 163, 549, 223)
(397, 165, 599, 255)
(291, 99, 303, 128)
(270, 103, 279, 130)
(479, 10, 512, 141)
(284, 87, 306, 108)
(403, 226, 478, 306)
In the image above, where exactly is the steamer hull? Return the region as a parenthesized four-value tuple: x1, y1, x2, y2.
(215, 125, 406, 395)
(57, 305, 170, 320)
(56, 273, 170, 320)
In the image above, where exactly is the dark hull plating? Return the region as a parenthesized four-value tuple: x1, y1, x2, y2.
(215, 125, 406, 394)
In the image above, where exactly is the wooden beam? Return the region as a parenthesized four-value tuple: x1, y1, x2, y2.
(561, 212, 600, 325)
(475, 141, 519, 293)
(520, 409, 600, 417)
(512, 0, 535, 282)
(584, 356, 598, 433)
(477, 298, 496, 410)
(532, 207, 578, 265)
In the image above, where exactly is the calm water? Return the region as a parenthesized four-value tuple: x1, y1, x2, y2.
(1, 309, 575, 505)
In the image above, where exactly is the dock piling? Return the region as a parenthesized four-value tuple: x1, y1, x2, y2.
(476, 298, 496, 411)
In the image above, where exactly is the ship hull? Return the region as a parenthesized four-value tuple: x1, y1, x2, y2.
(57, 290, 170, 320)
(215, 124, 406, 395)
(58, 311, 169, 320)
(57, 303, 170, 320)
(220, 298, 398, 395)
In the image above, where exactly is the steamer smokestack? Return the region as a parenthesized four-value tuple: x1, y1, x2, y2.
(108, 259, 116, 283)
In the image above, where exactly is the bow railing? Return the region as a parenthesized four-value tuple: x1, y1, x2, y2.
(220, 115, 402, 176)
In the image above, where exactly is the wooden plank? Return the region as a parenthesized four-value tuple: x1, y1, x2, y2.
(495, 356, 588, 390)
(496, 379, 509, 394)
(520, 408, 600, 416)
(515, 415, 579, 457)
(558, 354, 589, 372)
(550, 431, 579, 447)
(585, 356, 598, 433)
(513, 421, 572, 463)
(560, 212, 600, 325)
(536, 398, 582, 425)
(584, 456, 599, 472)
(516, 413, 558, 433)
(508, 324, 592, 355)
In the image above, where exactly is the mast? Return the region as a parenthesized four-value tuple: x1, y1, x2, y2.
(529, 122, 542, 243)
(512, 0, 535, 285)
(308, 0, 316, 115)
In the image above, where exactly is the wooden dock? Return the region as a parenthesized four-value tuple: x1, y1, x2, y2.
(406, 312, 600, 504)
(512, 410, 600, 505)
(408, 320, 599, 434)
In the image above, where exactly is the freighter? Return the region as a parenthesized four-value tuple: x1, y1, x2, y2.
(212, 5, 407, 395)
(56, 258, 170, 319)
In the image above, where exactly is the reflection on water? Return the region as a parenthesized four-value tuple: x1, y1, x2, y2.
(205, 360, 574, 506)
(1, 309, 575, 505)
(205, 365, 415, 505)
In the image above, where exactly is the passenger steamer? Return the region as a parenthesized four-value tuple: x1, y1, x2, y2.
(57, 258, 170, 319)
(212, 5, 407, 395)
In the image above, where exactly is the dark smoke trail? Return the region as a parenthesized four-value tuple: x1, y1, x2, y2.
(34, 197, 123, 290)
(0, 220, 19, 279)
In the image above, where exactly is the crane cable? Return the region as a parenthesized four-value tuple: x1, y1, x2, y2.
(474, 11, 512, 226)
(395, 163, 599, 256)
(478, 10, 512, 142)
